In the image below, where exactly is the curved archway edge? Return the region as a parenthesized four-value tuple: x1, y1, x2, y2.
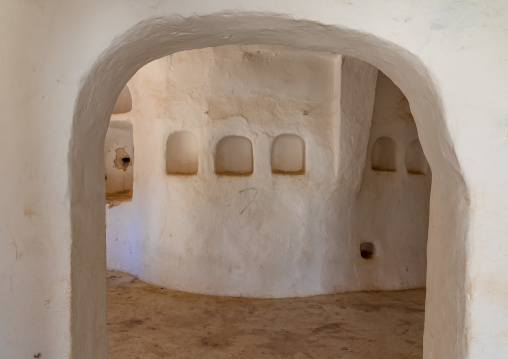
(70, 13, 469, 358)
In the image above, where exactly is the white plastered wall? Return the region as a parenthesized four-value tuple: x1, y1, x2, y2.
(106, 46, 340, 296)
(0, 1, 507, 359)
(352, 71, 432, 289)
(105, 46, 430, 296)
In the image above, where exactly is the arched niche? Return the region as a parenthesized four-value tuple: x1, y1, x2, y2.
(215, 136, 253, 176)
(271, 134, 305, 175)
(371, 136, 397, 172)
(405, 139, 428, 175)
(166, 131, 198, 175)
(112, 85, 132, 114)
(70, 13, 469, 359)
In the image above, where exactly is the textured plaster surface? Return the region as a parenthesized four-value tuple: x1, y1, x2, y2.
(107, 45, 356, 297)
(105, 47, 429, 295)
(0, 1, 506, 359)
(106, 46, 431, 297)
(353, 72, 432, 290)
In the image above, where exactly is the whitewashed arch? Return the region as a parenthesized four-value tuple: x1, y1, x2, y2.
(71, 13, 469, 358)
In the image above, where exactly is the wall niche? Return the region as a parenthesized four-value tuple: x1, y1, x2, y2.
(371, 136, 397, 172)
(112, 85, 132, 114)
(271, 134, 305, 175)
(166, 131, 199, 175)
(405, 139, 427, 175)
(215, 136, 253, 176)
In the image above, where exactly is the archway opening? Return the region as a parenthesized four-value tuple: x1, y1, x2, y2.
(104, 44, 431, 358)
(71, 14, 469, 359)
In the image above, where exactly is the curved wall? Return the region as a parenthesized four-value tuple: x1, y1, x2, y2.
(354, 72, 432, 290)
(106, 45, 344, 296)
(106, 45, 431, 296)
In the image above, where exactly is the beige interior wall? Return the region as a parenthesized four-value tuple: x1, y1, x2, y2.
(105, 46, 430, 296)
(106, 45, 345, 297)
(353, 71, 432, 289)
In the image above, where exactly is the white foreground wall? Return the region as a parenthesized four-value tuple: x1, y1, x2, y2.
(0, 1, 507, 359)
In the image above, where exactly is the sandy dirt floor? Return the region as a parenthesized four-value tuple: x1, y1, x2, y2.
(107, 270, 425, 359)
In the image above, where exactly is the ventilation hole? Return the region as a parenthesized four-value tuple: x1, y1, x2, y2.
(112, 85, 132, 114)
(360, 242, 375, 259)
(371, 136, 397, 172)
(106, 147, 133, 203)
(105, 121, 134, 203)
(166, 131, 199, 175)
(405, 139, 427, 175)
(113, 148, 132, 171)
(215, 136, 253, 176)
(271, 134, 305, 175)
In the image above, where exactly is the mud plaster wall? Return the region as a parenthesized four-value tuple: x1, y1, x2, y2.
(106, 45, 430, 296)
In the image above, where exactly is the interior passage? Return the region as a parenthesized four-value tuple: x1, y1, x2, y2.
(108, 271, 425, 359)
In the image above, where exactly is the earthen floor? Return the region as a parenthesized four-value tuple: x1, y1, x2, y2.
(107, 270, 425, 359)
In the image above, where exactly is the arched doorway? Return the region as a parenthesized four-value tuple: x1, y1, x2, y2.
(70, 14, 469, 358)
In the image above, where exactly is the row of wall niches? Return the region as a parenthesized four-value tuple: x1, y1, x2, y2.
(166, 132, 305, 176)
(371, 137, 428, 175)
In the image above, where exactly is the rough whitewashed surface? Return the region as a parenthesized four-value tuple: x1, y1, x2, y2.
(105, 46, 431, 297)
(0, 1, 507, 359)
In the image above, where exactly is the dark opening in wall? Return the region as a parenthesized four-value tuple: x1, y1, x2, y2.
(271, 134, 305, 175)
(371, 137, 397, 172)
(114, 148, 132, 171)
(360, 242, 375, 259)
(105, 121, 134, 204)
(215, 136, 253, 176)
(405, 140, 428, 175)
(166, 131, 199, 175)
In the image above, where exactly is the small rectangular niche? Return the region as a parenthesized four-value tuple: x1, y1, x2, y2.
(215, 136, 253, 176)
(166, 131, 199, 175)
(371, 136, 397, 172)
(271, 134, 305, 175)
(405, 139, 428, 175)
(112, 85, 132, 114)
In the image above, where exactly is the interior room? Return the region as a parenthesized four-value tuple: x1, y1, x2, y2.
(104, 45, 431, 358)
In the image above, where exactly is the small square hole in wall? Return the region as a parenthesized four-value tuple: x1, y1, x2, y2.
(215, 136, 253, 176)
(166, 131, 199, 175)
(271, 134, 305, 175)
(360, 242, 375, 259)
